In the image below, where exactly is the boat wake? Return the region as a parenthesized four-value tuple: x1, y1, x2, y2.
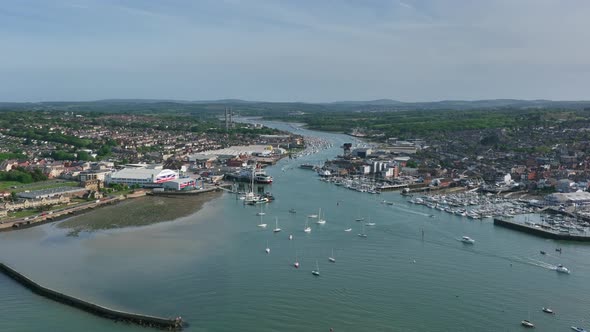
(525, 258, 560, 270)
(385, 203, 433, 218)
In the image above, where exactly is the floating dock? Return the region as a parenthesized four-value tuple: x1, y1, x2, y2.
(0, 263, 183, 330)
(493, 218, 590, 242)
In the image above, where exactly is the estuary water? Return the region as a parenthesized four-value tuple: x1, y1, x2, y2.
(1, 121, 590, 332)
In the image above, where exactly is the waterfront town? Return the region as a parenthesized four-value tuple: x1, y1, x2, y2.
(2, 109, 590, 240)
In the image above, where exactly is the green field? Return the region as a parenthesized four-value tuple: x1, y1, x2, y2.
(0, 180, 80, 193)
(0, 181, 22, 191)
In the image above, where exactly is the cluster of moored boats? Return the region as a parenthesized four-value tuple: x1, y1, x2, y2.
(520, 308, 585, 331)
(292, 136, 333, 158)
(318, 176, 383, 194)
(531, 214, 590, 235)
(408, 192, 538, 219)
(256, 207, 376, 276)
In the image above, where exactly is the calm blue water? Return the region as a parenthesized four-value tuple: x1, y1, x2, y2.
(1, 121, 590, 331)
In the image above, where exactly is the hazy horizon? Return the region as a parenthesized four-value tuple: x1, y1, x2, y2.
(1, 0, 589, 102)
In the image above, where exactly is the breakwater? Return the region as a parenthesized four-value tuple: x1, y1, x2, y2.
(0, 263, 183, 330)
(493, 218, 590, 242)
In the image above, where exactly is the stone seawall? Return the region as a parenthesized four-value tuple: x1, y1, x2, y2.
(0, 263, 183, 330)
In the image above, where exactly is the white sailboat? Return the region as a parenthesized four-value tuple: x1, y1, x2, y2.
(358, 222, 367, 238)
(312, 260, 320, 276)
(344, 227, 352, 232)
(316, 208, 326, 224)
(304, 218, 312, 233)
(294, 253, 300, 268)
(256, 204, 265, 216)
(329, 249, 336, 263)
(265, 241, 270, 254)
(355, 210, 364, 222)
(257, 214, 267, 228)
(273, 217, 282, 233)
(365, 216, 376, 226)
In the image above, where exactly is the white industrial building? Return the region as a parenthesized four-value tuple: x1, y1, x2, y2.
(106, 168, 178, 187)
(162, 178, 200, 191)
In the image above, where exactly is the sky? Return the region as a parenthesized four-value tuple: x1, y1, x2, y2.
(1, 0, 589, 102)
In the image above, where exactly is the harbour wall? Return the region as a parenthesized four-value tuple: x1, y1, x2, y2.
(493, 218, 590, 242)
(0, 263, 183, 330)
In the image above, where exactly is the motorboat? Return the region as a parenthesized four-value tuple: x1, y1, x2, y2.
(541, 307, 554, 314)
(571, 326, 588, 332)
(289, 234, 293, 240)
(540, 251, 546, 255)
(344, 228, 352, 232)
(461, 236, 475, 244)
(521, 320, 535, 328)
(556, 264, 570, 274)
(289, 208, 296, 214)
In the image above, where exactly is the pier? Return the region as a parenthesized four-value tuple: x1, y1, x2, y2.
(0, 263, 184, 330)
(493, 218, 590, 242)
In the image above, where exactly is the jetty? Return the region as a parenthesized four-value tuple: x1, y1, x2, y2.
(494, 218, 590, 242)
(0, 263, 184, 330)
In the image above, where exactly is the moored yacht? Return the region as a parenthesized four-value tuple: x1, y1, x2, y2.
(273, 218, 282, 233)
(304, 218, 312, 233)
(521, 320, 534, 328)
(312, 260, 320, 276)
(328, 248, 336, 263)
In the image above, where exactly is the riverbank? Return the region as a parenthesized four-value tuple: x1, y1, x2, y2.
(0, 196, 126, 232)
(58, 190, 223, 233)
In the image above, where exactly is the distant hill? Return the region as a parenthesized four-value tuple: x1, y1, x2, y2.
(1, 98, 590, 113)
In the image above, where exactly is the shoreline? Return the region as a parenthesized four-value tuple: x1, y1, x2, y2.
(0, 187, 224, 233)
